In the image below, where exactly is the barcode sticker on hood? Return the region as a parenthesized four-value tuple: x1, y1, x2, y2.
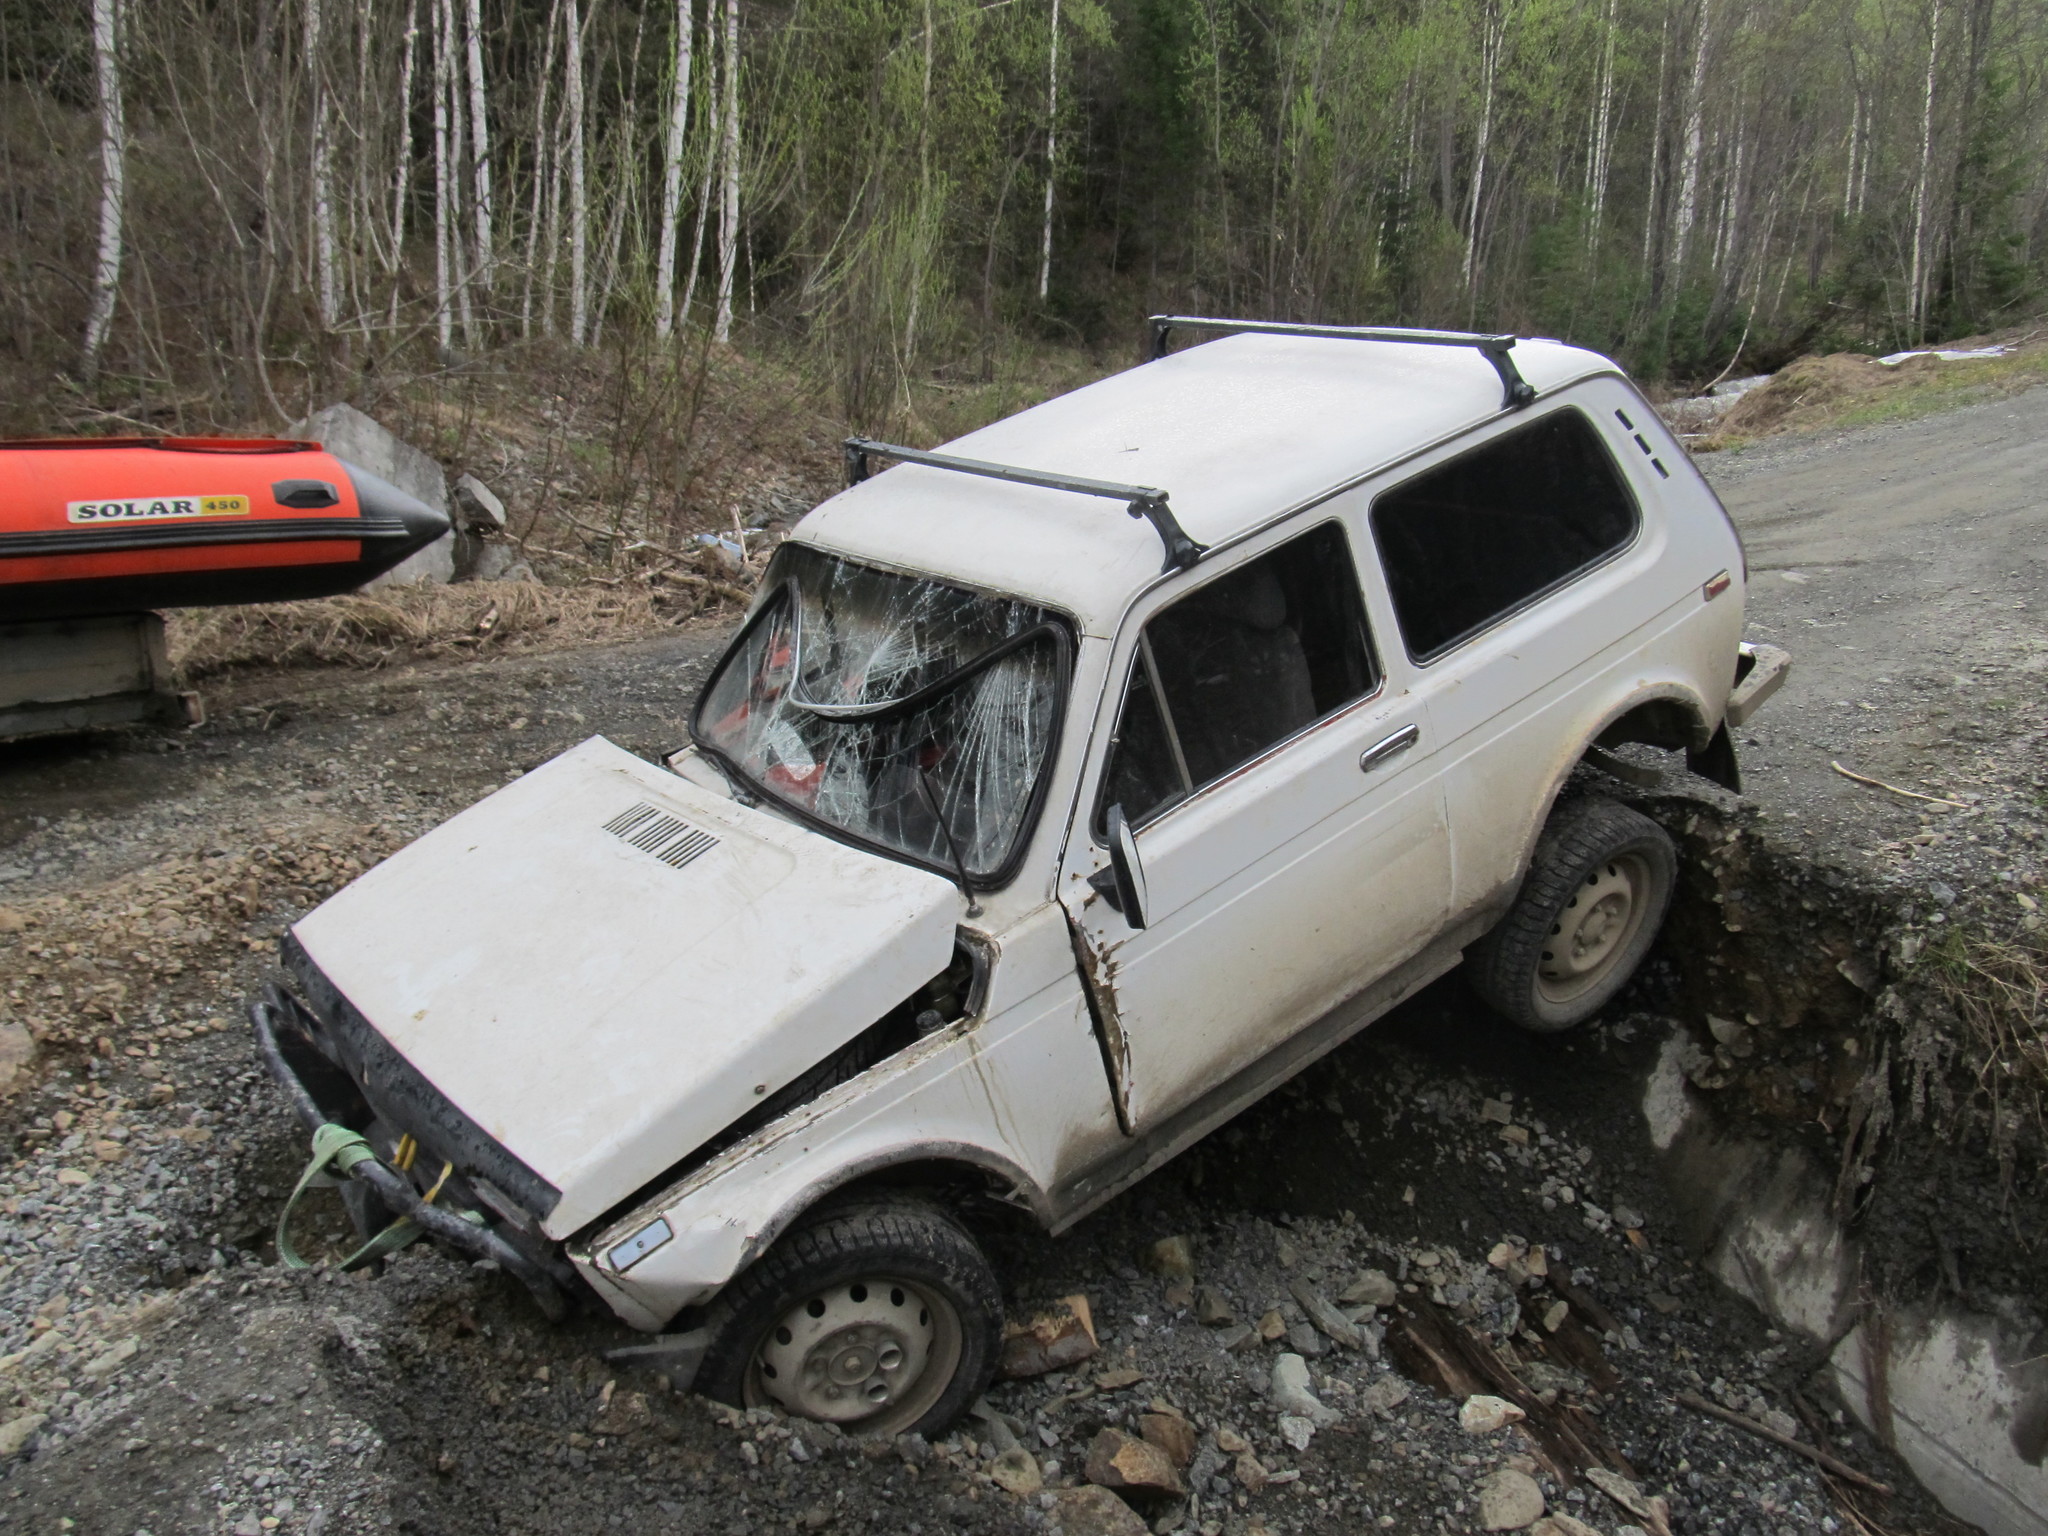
(603, 802, 720, 870)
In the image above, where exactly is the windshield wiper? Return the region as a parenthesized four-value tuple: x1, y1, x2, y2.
(915, 765, 982, 918)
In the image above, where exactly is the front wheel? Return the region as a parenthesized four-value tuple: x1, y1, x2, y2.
(695, 1196, 1002, 1438)
(1466, 795, 1676, 1033)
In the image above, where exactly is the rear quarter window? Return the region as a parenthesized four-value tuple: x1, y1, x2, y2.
(1370, 408, 1639, 662)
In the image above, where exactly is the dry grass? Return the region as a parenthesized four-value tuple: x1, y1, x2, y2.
(164, 573, 748, 682)
(1697, 327, 2048, 449)
(1919, 927, 2048, 1157)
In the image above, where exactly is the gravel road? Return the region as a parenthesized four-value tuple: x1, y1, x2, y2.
(3, 387, 2040, 1536)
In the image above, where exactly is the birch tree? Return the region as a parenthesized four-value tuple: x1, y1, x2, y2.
(567, 0, 589, 345)
(1907, 0, 1943, 337)
(464, 0, 495, 296)
(433, 0, 456, 349)
(1669, 0, 1713, 274)
(1038, 0, 1060, 301)
(654, 0, 697, 338)
(81, 0, 125, 379)
(713, 0, 741, 345)
(305, 0, 338, 328)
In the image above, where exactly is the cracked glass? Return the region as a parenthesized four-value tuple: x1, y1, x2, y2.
(694, 543, 1070, 883)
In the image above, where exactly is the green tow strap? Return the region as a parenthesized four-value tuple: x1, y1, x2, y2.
(276, 1122, 427, 1272)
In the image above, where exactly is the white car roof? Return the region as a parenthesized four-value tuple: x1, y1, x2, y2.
(791, 331, 1619, 633)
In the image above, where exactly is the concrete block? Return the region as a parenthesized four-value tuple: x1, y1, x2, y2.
(292, 403, 454, 586)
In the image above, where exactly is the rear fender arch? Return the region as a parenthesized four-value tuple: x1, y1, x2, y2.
(1489, 684, 1714, 920)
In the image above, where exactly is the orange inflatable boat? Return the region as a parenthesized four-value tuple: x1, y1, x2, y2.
(0, 436, 450, 621)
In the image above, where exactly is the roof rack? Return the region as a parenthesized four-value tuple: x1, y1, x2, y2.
(843, 436, 1208, 573)
(1147, 315, 1537, 411)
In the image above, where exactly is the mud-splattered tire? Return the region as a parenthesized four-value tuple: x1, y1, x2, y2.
(696, 1196, 1001, 1438)
(1467, 796, 1676, 1034)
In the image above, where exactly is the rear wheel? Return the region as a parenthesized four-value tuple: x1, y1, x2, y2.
(696, 1196, 1001, 1438)
(1467, 795, 1676, 1033)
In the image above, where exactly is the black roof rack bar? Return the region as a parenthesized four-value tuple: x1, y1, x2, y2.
(843, 436, 1208, 573)
(1147, 314, 1537, 411)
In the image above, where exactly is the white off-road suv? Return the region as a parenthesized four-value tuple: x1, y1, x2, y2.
(253, 317, 1787, 1437)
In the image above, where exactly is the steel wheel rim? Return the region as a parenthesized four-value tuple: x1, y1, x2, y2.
(1537, 852, 1650, 1005)
(743, 1276, 962, 1435)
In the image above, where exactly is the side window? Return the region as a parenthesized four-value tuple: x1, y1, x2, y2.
(1099, 522, 1378, 831)
(1370, 408, 1639, 662)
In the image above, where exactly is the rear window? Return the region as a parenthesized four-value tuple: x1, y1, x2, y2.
(1370, 409, 1638, 661)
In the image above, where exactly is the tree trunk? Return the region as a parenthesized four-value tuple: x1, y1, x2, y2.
(713, 0, 739, 345)
(679, 13, 719, 334)
(1908, 0, 1943, 339)
(522, 0, 562, 336)
(653, 0, 696, 338)
(1039, 0, 1060, 302)
(1670, 0, 1712, 276)
(1642, 4, 1670, 277)
(391, 1, 419, 270)
(305, 0, 337, 329)
(82, 0, 125, 379)
(433, 0, 455, 348)
(464, 0, 494, 297)
(1463, 0, 1504, 291)
(1587, 0, 1617, 252)
(567, 0, 588, 345)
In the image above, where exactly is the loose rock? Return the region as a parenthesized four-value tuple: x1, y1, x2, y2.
(1478, 1467, 1547, 1530)
(989, 1447, 1043, 1496)
(1083, 1427, 1184, 1495)
(999, 1294, 1099, 1378)
(1137, 1411, 1196, 1469)
(1050, 1485, 1149, 1536)
(1460, 1394, 1527, 1434)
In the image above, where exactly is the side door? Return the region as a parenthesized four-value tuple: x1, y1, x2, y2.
(1056, 513, 1452, 1135)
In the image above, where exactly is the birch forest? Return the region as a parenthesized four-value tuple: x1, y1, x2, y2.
(6, 0, 2048, 441)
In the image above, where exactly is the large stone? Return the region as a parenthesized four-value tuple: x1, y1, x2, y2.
(989, 1447, 1043, 1496)
(1268, 1352, 1339, 1427)
(1460, 1394, 1528, 1433)
(1478, 1468, 1548, 1530)
(0, 1021, 34, 1093)
(1049, 1486, 1149, 1536)
(0, 1414, 44, 1458)
(1083, 1428, 1184, 1495)
(1142, 1235, 1194, 1279)
(292, 402, 453, 586)
(1339, 1269, 1399, 1308)
(1137, 1411, 1196, 1468)
(999, 1294, 1098, 1378)
(1290, 1277, 1362, 1348)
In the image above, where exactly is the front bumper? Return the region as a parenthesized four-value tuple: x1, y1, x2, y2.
(250, 985, 573, 1319)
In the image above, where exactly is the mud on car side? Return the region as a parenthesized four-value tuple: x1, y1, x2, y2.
(253, 315, 1787, 1436)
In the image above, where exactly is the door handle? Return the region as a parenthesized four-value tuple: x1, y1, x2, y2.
(1359, 724, 1420, 772)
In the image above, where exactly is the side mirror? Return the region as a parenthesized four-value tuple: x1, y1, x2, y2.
(1095, 803, 1149, 930)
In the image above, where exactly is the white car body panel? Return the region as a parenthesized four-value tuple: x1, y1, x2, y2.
(571, 903, 1118, 1327)
(290, 737, 959, 1237)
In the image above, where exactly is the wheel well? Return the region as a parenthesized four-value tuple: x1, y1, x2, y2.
(1593, 696, 1710, 755)
(832, 1158, 1040, 1223)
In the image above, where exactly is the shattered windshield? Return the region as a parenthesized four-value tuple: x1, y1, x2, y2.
(693, 543, 1070, 884)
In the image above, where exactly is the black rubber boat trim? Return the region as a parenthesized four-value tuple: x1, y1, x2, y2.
(249, 990, 570, 1321)
(0, 515, 411, 559)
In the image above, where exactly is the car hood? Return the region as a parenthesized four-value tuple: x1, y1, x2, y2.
(289, 736, 958, 1238)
